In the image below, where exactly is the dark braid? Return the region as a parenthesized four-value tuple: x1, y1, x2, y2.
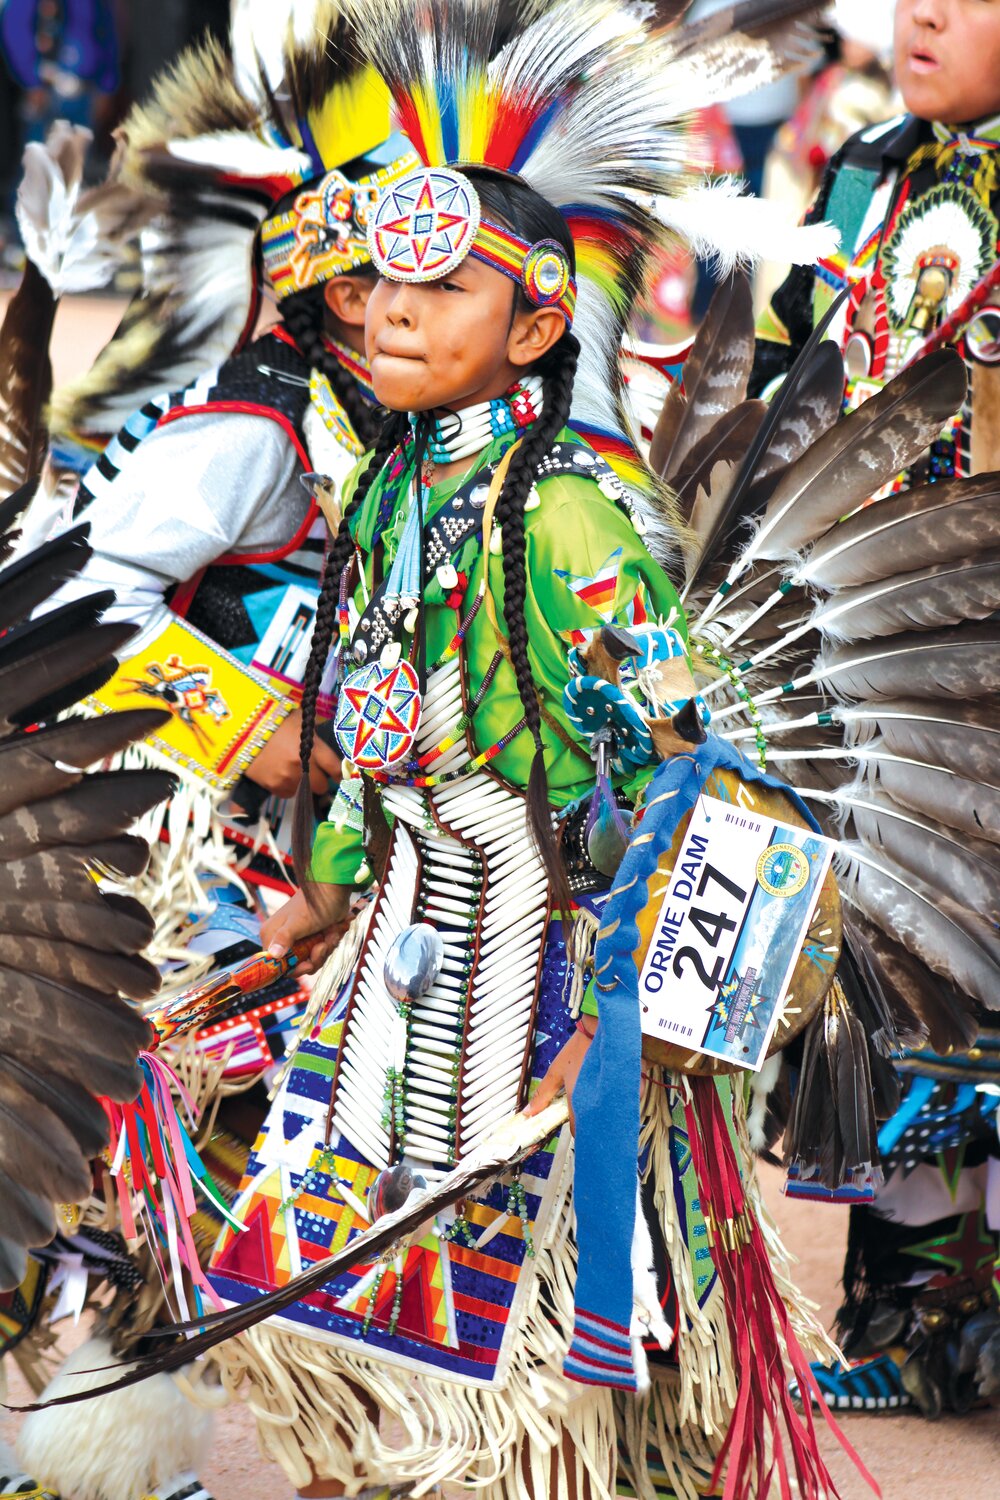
(292, 408, 410, 890)
(494, 331, 580, 919)
(281, 283, 381, 448)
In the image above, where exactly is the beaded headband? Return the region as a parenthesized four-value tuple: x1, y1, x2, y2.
(368, 165, 577, 325)
(261, 138, 419, 301)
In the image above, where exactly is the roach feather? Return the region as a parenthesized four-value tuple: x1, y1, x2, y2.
(673, 0, 824, 53)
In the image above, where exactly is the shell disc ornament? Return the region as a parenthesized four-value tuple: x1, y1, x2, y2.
(334, 658, 422, 771)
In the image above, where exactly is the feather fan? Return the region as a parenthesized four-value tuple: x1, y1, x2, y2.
(845, 913, 980, 1055)
(0, 486, 172, 1289)
(650, 272, 756, 481)
(835, 842, 1000, 1012)
(740, 350, 966, 565)
(810, 626, 1000, 702)
(796, 472, 1000, 590)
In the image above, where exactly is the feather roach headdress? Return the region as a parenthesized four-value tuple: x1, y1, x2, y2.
(48, 0, 415, 443)
(353, 0, 835, 467)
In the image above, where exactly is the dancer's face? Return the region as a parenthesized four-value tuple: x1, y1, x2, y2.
(894, 0, 1000, 123)
(365, 255, 565, 413)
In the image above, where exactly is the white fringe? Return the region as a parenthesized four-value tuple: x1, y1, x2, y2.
(214, 1152, 625, 1499)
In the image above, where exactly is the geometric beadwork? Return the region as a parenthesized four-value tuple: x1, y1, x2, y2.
(334, 658, 422, 770)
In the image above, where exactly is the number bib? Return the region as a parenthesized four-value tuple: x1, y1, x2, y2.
(632, 767, 841, 1074)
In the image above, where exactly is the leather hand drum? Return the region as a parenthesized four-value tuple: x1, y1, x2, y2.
(634, 766, 841, 1074)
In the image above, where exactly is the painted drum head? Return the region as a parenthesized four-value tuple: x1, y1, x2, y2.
(369, 166, 481, 282)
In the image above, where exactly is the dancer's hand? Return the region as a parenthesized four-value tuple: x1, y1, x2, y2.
(247, 710, 343, 797)
(262, 883, 354, 972)
(524, 1022, 595, 1134)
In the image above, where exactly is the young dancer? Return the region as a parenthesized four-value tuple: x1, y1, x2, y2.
(3, 8, 420, 1500)
(200, 5, 863, 1499)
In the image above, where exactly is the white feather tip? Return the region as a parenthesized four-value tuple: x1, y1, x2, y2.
(658, 178, 840, 274)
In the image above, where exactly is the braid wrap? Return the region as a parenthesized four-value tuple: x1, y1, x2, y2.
(493, 332, 580, 918)
(280, 284, 380, 448)
(292, 409, 409, 889)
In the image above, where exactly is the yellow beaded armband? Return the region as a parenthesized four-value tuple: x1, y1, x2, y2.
(85, 615, 294, 792)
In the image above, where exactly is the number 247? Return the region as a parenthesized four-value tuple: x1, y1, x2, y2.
(672, 862, 747, 991)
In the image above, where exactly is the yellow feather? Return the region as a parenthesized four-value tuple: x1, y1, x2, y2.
(307, 68, 394, 168)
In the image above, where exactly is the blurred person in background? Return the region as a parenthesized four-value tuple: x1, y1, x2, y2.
(755, 3, 896, 312)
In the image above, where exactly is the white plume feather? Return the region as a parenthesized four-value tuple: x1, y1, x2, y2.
(658, 178, 839, 273)
(15, 125, 149, 297)
(168, 133, 312, 179)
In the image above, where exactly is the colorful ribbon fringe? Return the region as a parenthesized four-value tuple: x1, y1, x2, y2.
(100, 1052, 245, 1320)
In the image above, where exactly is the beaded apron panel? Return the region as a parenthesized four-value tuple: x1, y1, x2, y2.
(209, 659, 574, 1387)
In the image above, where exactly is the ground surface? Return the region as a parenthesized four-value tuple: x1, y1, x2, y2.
(0, 291, 996, 1497)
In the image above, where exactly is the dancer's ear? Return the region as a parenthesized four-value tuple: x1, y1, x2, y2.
(324, 273, 375, 329)
(507, 305, 567, 368)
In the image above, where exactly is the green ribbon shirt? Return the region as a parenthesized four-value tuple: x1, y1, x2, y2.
(311, 430, 687, 885)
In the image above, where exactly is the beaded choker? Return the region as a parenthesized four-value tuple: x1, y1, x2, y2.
(421, 375, 544, 464)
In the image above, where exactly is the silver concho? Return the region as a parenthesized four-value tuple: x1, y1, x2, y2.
(383, 922, 445, 1003)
